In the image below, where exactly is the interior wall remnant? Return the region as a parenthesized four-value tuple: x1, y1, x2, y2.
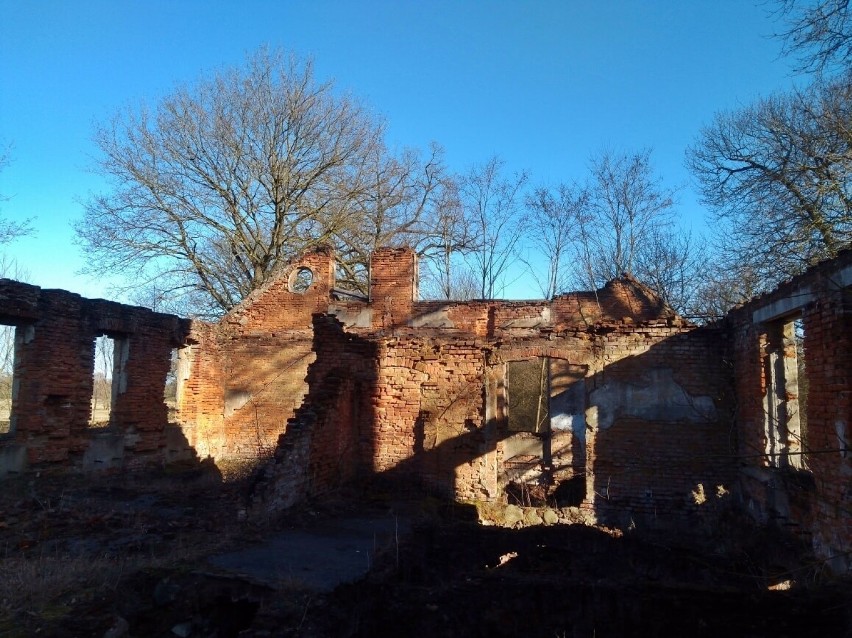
(244, 247, 735, 535)
(730, 249, 852, 574)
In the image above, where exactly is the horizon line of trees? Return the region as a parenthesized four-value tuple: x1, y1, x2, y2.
(2, 1, 850, 323)
(68, 48, 721, 320)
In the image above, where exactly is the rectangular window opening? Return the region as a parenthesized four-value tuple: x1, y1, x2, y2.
(0, 323, 19, 435)
(164, 348, 179, 423)
(507, 358, 550, 434)
(90, 334, 128, 428)
(763, 316, 807, 469)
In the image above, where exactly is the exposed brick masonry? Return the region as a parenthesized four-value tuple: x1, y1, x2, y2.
(0, 280, 187, 471)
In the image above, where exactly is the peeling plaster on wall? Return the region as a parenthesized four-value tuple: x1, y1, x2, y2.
(224, 390, 252, 417)
(408, 308, 455, 329)
(500, 306, 551, 329)
(590, 368, 716, 430)
(328, 304, 373, 328)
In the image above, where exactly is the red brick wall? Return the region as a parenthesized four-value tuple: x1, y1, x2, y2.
(251, 315, 377, 511)
(221, 247, 336, 334)
(254, 307, 736, 534)
(0, 279, 187, 472)
(369, 335, 488, 498)
(172, 247, 732, 538)
(178, 249, 337, 460)
(176, 322, 225, 458)
(802, 292, 852, 571)
(237, 248, 739, 532)
(729, 249, 852, 573)
(587, 325, 735, 529)
(370, 247, 417, 329)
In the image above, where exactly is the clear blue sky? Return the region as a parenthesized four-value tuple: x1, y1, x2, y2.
(0, 0, 800, 300)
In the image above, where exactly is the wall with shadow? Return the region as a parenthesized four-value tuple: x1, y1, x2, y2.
(587, 327, 737, 531)
(727, 249, 852, 573)
(253, 311, 739, 540)
(250, 315, 379, 512)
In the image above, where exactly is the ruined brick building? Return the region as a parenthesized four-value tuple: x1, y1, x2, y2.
(0, 246, 849, 573)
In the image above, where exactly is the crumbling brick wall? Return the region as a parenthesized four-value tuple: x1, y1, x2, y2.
(248, 251, 736, 534)
(729, 249, 852, 573)
(251, 314, 378, 511)
(0, 279, 188, 474)
(179, 248, 338, 460)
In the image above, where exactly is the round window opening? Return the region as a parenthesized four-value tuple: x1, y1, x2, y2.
(289, 267, 314, 294)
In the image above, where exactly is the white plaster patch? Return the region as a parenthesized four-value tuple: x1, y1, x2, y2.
(501, 307, 552, 329)
(589, 368, 716, 429)
(409, 308, 455, 328)
(328, 304, 373, 328)
(224, 390, 252, 417)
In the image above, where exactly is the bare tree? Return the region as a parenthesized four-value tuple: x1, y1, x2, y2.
(687, 259, 765, 322)
(777, 0, 852, 74)
(417, 177, 481, 300)
(0, 144, 32, 247)
(78, 48, 390, 317)
(687, 74, 852, 293)
(634, 227, 707, 317)
(523, 183, 588, 299)
(333, 142, 449, 294)
(419, 262, 480, 300)
(459, 156, 528, 299)
(578, 149, 677, 288)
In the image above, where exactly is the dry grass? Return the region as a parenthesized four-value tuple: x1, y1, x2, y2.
(0, 464, 252, 636)
(0, 552, 126, 613)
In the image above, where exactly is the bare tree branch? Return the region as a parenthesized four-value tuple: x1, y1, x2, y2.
(577, 149, 677, 289)
(458, 156, 528, 299)
(522, 183, 588, 299)
(776, 0, 852, 74)
(77, 48, 395, 316)
(687, 73, 852, 295)
(0, 144, 33, 247)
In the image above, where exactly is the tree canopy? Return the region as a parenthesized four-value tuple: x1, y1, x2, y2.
(688, 73, 852, 291)
(777, 0, 852, 73)
(78, 48, 716, 315)
(78, 49, 450, 316)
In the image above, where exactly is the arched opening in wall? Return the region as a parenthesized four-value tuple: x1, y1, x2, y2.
(289, 267, 314, 293)
(89, 334, 128, 428)
(0, 323, 23, 435)
(164, 348, 179, 422)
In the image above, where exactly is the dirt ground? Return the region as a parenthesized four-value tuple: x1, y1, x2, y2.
(0, 462, 849, 637)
